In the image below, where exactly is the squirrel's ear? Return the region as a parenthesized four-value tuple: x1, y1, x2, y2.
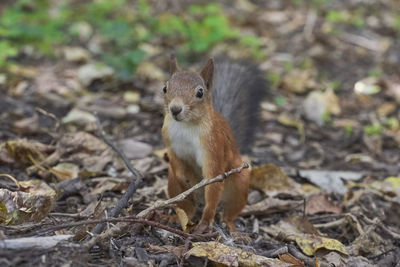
(200, 58, 214, 89)
(170, 53, 179, 75)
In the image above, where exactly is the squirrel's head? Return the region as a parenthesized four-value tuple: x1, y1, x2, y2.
(163, 55, 214, 123)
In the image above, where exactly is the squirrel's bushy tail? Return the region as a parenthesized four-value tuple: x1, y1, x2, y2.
(213, 57, 266, 153)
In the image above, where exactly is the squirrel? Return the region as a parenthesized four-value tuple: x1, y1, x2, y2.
(161, 55, 265, 233)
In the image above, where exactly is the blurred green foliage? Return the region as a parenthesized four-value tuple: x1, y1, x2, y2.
(0, 0, 262, 80)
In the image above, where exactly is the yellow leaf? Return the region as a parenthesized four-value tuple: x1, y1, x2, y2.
(385, 176, 400, 188)
(0, 201, 9, 224)
(187, 242, 290, 267)
(295, 234, 348, 256)
(175, 207, 189, 232)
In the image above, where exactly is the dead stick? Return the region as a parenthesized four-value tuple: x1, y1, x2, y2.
(34, 216, 216, 240)
(90, 113, 143, 236)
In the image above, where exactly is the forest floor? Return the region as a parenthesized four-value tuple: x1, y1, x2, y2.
(0, 0, 400, 266)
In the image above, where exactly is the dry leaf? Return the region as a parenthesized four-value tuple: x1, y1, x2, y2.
(0, 180, 57, 224)
(175, 207, 190, 232)
(279, 253, 305, 267)
(51, 162, 79, 181)
(241, 197, 302, 216)
(295, 234, 348, 256)
(306, 193, 342, 215)
(250, 164, 300, 196)
(187, 241, 291, 267)
(261, 215, 319, 239)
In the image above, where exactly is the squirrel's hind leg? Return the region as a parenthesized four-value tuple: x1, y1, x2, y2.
(221, 170, 250, 232)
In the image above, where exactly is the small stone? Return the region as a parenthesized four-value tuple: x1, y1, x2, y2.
(62, 108, 96, 124)
(126, 104, 140, 114)
(63, 47, 90, 62)
(247, 190, 263, 205)
(78, 62, 114, 86)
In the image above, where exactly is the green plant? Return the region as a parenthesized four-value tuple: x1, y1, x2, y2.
(364, 123, 382, 135)
(344, 124, 353, 137)
(274, 96, 287, 107)
(158, 4, 237, 53)
(0, 1, 264, 80)
(267, 71, 282, 88)
(0, 41, 18, 67)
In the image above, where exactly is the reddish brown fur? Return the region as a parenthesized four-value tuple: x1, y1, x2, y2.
(162, 57, 249, 232)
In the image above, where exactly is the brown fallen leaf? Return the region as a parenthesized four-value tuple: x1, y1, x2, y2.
(241, 197, 302, 216)
(250, 163, 300, 196)
(261, 215, 319, 239)
(305, 193, 342, 215)
(147, 244, 185, 259)
(279, 253, 305, 267)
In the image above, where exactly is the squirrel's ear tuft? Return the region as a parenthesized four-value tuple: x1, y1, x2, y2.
(170, 53, 179, 75)
(200, 58, 214, 89)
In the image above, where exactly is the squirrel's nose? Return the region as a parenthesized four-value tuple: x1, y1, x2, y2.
(170, 106, 182, 116)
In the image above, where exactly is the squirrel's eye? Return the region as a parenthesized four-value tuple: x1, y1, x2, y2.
(163, 86, 167, 94)
(196, 88, 203, 98)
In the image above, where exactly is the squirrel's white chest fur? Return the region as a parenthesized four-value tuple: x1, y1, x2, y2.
(167, 120, 204, 167)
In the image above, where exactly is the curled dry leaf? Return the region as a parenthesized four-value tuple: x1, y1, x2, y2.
(186, 241, 291, 267)
(0, 139, 54, 167)
(0, 179, 57, 225)
(174, 206, 193, 232)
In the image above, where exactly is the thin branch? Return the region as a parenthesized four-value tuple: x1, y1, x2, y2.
(137, 162, 250, 218)
(89, 113, 143, 236)
(33, 216, 217, 240)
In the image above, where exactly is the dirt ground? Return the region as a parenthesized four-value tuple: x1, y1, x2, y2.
(1, 0, 400, 266)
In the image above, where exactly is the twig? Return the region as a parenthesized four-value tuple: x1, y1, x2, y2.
(35, 107, 60, 132)
(85, 162, 250, 248)
(340, 32, 386, 52)
(137, 162, 250, 218)
(89, 113, 143, 236)
(33, 216, 217, 240)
